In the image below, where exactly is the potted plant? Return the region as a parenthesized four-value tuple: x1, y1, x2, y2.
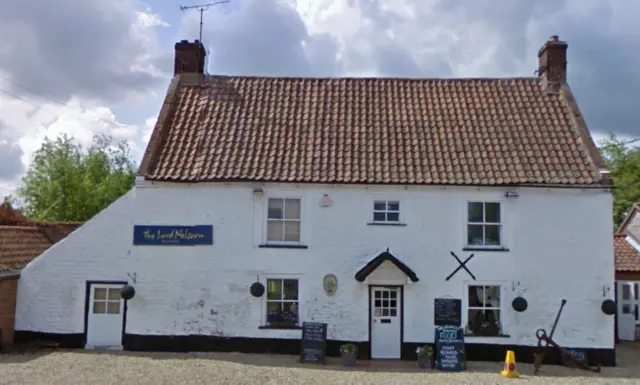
(416, 345, 434, 369)
(469, 312, 501, 336)
(267, 309, 298, 328)
(340, 343, 358, 366)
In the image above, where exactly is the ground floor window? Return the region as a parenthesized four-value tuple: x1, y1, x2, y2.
(466, 284, 502, 336)
(266, 278, 299, 326)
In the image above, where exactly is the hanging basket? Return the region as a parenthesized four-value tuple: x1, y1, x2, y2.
(512, 297, 528, 312)
(601, 299, 616, 315)
(120, 285, 136, 300)
(250, 282, 265, 297)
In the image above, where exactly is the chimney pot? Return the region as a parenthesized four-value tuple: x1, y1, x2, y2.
(174, 40, 206, 75)
(537, 35, 567, 85)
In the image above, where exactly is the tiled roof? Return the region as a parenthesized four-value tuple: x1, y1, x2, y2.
(0, 226, 53, 272)
(139, 74, 606, 186)
(615, 234, 640, 272)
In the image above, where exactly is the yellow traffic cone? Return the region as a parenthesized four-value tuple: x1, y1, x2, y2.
(500, 350, 520, 378)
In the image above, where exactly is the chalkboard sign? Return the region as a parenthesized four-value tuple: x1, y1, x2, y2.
(435, 326, 466, 371)
(434, 298, 462, 326)
(299, 322, 328, 364)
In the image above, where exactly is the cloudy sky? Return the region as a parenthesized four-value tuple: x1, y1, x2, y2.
(0, 0, 638, 199)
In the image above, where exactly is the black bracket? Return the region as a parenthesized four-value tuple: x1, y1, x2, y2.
(127, 272, 137, 284)
(445, 252, 476, 281)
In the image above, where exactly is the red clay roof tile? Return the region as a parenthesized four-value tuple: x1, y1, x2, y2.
(615, 234, 640, 272)
(140, 75, 605, 186)
(0, 226, 53, 272)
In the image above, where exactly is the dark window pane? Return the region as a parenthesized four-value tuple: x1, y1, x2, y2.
(386, 212, 400, 222)
(268, 198, 284, 219)
(468, 286, 482, 306)
(468, 202, 483, 223)
(389, 300, 397, 308)
(485, 225, 501, 245)
(382, 308, 389, 316)
(382, 300, 389, 307)
(390, 308, 397, 317)
(622, 304, 630, 314)
(375, 291, 381, 299)
(382, 291, 389, 298)
(622, 285, 631, 300)
(387, 201, 399, 211)
(485, 286, 500, 303)
(266, 301, 281, 321)
(373, 212, 386, 222)
(375, 299, 381, 307)
(283, 280, 298, 300)
(373, 202, 386, 211)
(467, 225, 484, 245)
(266, 279, 282, 300)
(390, 291, 397, 299)
(485, 202, 500, 223)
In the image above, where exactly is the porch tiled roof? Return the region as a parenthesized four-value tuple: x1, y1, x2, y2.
(614, 233, 640, 272)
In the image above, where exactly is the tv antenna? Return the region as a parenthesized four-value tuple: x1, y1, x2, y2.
(180, 1, 231, 42)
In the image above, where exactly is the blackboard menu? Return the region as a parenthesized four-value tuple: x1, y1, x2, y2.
(434, 298, 462, 326)
(435, 326, 466, 371)
(299, 322, 328, 364)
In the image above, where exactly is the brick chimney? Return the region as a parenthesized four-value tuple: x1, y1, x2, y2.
(537, 35, 568, 83)
(174, 40, 206, 75)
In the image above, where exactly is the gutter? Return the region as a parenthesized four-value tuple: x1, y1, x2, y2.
(0, 269, 21, 281)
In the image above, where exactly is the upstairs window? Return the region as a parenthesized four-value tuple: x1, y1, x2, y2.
(467, 202, 501, 246)
(267, 198, 301, 243)
(373, 200, 400, 223)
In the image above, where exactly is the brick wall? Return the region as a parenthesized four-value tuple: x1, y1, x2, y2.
(0, 278, 18, 346)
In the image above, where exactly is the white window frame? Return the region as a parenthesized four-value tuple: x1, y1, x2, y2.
(92, 287, 122, 315)
(463, 282, 505, 336)
(617, 280, 640, 325)
(466, 201, 503, 248)
(372, 199, 401, 224)
(262, 275, 302, 327)
(265, 196, 303, 245)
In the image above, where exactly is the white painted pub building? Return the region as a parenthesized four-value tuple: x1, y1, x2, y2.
(14, 36, 616, 365)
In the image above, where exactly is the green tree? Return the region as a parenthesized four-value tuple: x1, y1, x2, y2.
(598, 134, 640, 229)
(17, 134, 137, 222)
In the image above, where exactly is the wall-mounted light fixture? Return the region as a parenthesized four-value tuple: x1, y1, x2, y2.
(505, 189, 519, 199)
(252, 187, 264, 196)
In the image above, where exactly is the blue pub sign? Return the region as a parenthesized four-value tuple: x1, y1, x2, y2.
(133, 225, 213, 246)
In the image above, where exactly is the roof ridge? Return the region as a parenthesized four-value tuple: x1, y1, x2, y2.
(203, 74, 541, 82)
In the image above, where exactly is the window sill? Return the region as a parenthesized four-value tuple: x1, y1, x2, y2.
(462, 247, 509, 252)
(258, 325, 302, 330)
(259, 244, 308, 249)
(464, 333, 511, 338)
(367, 222, 407, 227)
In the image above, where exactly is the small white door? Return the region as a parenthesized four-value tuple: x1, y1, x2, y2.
(371, 286, 401, 359)
(86, 284, 124, 349)
(619, 313, 636, 341)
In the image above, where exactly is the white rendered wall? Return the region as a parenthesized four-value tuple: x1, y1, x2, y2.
(15, 182, 615, 348)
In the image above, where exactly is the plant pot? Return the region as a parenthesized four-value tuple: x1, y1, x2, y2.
(341, 352, 357, 367)
(417, 355, 434, 369)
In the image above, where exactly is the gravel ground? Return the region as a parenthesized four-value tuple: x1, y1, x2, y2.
(1, 343, 640, 385)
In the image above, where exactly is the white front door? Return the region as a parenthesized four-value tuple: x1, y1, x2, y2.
(86, 284, 125, 349)
(371, 286, 401, 359)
